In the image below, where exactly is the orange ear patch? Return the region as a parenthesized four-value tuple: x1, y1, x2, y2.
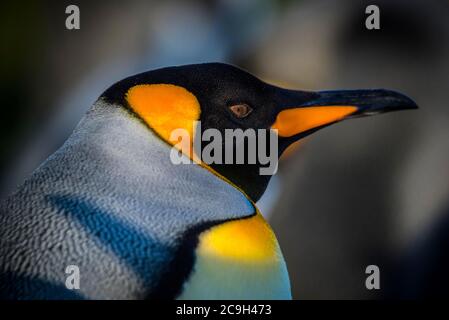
(126, 84, 200, 143)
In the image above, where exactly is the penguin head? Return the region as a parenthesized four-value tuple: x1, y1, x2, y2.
(103, 63, 417, 202)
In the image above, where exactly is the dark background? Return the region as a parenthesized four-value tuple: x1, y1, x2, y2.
(1, 0, 449, 299)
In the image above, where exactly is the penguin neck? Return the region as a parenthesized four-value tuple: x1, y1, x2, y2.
(69, 99, 255, 211)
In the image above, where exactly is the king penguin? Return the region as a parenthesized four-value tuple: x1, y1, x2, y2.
(0, 63, 417, 299)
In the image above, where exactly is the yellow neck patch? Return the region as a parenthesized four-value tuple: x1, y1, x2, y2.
(126, 84, 200, 157)
(178, 212, 291, 299)
(199, 212, 277, 262)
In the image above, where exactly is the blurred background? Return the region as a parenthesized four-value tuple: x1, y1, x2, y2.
(1, 0, 448, 299)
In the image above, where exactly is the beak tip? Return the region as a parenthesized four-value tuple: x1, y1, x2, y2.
(389, 89, 419, 109)
(409, 100, 419, 110)
(356, 89, 419, 114)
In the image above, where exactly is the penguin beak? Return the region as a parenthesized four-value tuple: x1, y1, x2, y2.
(272, 89, 418, 138)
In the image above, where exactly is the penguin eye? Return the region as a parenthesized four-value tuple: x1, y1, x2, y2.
(229, 103, 253, 118)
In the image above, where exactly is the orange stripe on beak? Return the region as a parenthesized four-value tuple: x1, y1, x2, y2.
(272, 106, 358, 137)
